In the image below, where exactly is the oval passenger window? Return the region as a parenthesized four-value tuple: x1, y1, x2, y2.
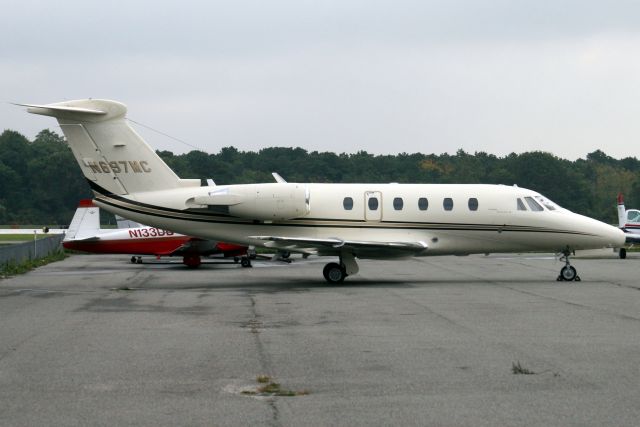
(393, 197, 403, 210)
(343, 197, 354, 210)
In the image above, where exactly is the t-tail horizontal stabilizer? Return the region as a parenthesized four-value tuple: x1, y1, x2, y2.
(13, 102, 107, 117)
(19, 99, 200, 197)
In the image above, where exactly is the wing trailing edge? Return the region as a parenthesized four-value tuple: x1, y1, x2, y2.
(250, 236, 428, 258)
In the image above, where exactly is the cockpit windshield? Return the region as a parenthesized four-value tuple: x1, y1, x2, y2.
(534, 195, 561, 211)
(627, 210, 640, 223)
(521, 195, 563, 212)
(524, 197, 544, 211)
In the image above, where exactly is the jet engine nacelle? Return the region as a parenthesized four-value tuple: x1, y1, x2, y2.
(189, 183, 310, 221)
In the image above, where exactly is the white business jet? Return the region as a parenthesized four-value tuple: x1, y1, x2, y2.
(22, 99, 624, 283)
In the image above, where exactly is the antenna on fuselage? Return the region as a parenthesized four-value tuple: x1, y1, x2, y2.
(272, 172, 287, 183)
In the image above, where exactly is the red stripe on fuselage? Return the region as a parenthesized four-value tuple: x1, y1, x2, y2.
(63, 236, 191, 255)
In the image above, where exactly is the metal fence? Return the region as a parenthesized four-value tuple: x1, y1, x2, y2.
(0, 234, 65, 267)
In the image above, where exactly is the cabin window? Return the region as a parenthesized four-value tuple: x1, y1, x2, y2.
(368, 197, 379, 211)
(418, 197, 428, 211)
(468, 198, 478, 211)
(343, 197, 354, 210)
(393, 197, 404, 210)
(517, 198, 527, 211)
(524, 196, 544, 212)
(443, 198, 454, 211)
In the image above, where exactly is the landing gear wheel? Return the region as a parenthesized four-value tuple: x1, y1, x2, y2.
(233, 257, 240, 264)
(183, 255, 201, 268)
(323, 262, 346, 284)
(557, 249, 580, 282)
(130, 256, 137, 264)
(136, 256, 142, 264)
(620, 248, 627, 259)
(241, 257, 252, 268)
(560, 265, 577, 281)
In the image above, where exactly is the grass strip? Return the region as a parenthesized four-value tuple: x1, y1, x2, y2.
(1, 250, 68, 278)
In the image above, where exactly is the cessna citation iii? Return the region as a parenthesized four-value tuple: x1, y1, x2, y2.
(22, 99, 625, 283)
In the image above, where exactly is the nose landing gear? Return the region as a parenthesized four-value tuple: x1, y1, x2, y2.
(557, 249, 581, 281)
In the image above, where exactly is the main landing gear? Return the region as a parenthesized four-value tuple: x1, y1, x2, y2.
(323, 252, 359, 284)
(323, 263, 346, 283)
(183, 254, 202, 268)
(233, 256, 253, 267)
(130, 256, 142, 264)
(557, 249, 581, 282)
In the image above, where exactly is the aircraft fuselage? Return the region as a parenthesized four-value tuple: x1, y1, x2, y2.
(92, 182, 622, 258)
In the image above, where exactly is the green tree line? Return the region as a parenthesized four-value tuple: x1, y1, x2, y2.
(1, 129, 639, 225)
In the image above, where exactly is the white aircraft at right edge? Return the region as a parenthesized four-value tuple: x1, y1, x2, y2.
(616, 193, 640, 259)
(22, 99, 624, 283)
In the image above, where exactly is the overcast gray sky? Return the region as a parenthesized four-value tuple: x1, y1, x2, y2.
(2, 0, 640, 159)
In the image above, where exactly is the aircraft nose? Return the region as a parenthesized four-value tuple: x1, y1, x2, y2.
(595, 219, 626, 247)
(609, 225, 626, 247)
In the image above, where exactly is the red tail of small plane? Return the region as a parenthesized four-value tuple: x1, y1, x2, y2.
(63, 200, 248, 267)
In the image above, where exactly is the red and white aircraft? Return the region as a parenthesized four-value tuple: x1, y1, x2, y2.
(616, 193, 640, 258)
(63, 199, 248, 267)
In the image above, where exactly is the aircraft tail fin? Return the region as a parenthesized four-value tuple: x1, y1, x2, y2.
(22, 99, 199, 197)
(617, 193, 626, 228)
(65, 199, 101, 241)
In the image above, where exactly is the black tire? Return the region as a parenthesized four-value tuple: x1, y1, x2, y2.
(323, 262, 346, 283)
(130, 256, 137, 264)
(560, 265, 577, 281)
(280, 251, 291, 259)
(241, 257, 252, 268)
(620, 248, 627, 259)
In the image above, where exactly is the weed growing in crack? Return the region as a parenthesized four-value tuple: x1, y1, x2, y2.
(512, 361, 536, 375)
(241, 376, 309, 397)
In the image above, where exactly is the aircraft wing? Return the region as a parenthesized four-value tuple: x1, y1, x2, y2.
(160, 239, 204, 256)
(160, 238, 227, 256)
(250, 236, 428, 258)
(624, 231, 640, 244)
